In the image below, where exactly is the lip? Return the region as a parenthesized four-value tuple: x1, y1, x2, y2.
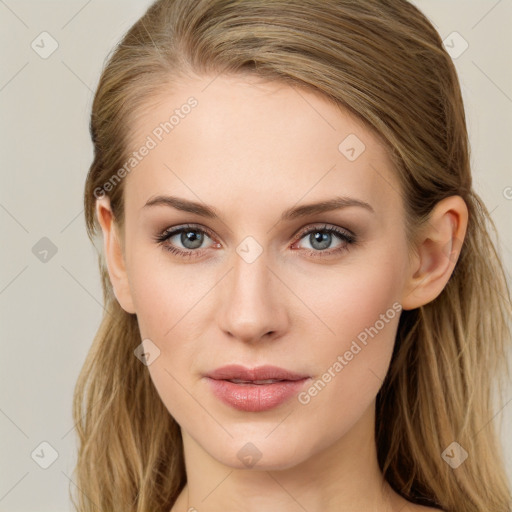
(204, 365, 311, 412)
(206, 364, 309, 382)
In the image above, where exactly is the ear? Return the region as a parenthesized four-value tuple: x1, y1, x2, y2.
(401, 195, 468, 310)
(95, 197, 136, 314)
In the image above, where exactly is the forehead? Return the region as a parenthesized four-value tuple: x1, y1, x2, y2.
(122, 74, 401, 223)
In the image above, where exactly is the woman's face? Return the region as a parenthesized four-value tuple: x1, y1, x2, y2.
(111, 73, 413, 469)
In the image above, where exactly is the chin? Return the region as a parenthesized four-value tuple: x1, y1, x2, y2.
(204, 432, 318, 471)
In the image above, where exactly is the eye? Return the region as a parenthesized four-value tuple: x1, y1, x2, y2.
(154, 223, 356, 259)
(291, 224, 356, 258)
(153, 224, 218, 259)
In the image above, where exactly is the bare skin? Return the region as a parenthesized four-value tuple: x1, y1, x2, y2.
(96, 73, 467, 512)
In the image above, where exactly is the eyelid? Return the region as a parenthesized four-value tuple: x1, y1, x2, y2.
(293, 223, 355, 241)
(156, 223, 216, 241)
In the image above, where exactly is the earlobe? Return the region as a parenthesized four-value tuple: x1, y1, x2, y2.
(401, 195, 468, 311)
(95, 197, 136, 314)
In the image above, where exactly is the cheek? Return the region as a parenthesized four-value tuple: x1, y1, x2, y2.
(126, 251, 210, 420)
(294, 252, 405, 437)
(127, 244, 208, 341)
(294, 245, 405, 353)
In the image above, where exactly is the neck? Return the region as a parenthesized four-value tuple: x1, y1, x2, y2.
(171, 403, 403, 512)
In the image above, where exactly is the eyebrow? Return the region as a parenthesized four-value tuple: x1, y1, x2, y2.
(143, 194, 374, 221)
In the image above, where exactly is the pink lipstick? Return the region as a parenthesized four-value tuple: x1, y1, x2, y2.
(205, 364, 310, 412)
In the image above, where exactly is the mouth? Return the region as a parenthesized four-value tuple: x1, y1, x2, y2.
(204, 364, 311, 412)
(225, 378, 290, 385)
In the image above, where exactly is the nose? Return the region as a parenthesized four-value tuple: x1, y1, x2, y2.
(217, 249, 289, 345)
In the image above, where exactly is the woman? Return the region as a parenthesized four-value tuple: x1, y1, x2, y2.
(73, 1, 512, 511)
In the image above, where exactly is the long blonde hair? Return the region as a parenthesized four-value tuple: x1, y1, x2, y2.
(73, 1, 512, 510)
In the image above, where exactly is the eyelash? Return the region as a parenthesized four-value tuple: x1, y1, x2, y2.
(153, 223, 357, 260)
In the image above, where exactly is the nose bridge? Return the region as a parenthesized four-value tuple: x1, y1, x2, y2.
(218, 239, 287, 342)
(232, 243, 270, 299)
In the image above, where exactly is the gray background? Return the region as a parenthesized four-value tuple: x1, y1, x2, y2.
(0, 1, 511, 510)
